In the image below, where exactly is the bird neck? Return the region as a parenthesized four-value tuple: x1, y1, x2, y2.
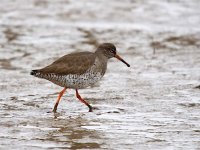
(94, 51, 108, 76)
(95, 51, 108, 63)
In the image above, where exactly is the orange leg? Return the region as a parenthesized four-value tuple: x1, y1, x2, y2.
(53, 87, 67, 113)
(76, 89, 92, 112)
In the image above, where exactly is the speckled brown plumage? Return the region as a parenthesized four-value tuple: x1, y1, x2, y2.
(31, 43, 130, 112)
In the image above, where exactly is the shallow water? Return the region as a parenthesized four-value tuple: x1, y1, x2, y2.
(0, 0, 200, 149)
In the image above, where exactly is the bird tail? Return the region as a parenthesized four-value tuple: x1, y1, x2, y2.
(30, 70, 39, 76)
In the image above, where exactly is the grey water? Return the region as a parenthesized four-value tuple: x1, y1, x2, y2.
(0, 0, 200, 149)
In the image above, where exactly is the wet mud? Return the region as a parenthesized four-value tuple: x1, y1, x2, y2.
(0, 0, 200, 149)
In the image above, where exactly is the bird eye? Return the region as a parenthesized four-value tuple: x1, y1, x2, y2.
(110, 49, 116, 54)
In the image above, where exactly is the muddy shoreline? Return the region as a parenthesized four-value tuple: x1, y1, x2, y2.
(0, 0, 200, 149)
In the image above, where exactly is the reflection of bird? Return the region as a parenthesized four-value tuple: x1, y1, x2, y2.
(31, 43, 130, 112)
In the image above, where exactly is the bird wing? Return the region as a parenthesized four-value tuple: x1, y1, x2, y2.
(39, 52, 96, 75)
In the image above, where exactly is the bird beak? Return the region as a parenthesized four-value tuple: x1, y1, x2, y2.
(114, 54, 130, 67)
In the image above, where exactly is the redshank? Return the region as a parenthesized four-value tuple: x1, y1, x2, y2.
(31, 43, 130, 112)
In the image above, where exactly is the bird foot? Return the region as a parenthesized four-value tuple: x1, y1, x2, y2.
(88, 106, 93, 112)
(52, 108, 57, 113)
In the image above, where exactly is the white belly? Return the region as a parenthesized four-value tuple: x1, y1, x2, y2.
(61, 71, 102, 89)
(44, 65, 103, 89)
